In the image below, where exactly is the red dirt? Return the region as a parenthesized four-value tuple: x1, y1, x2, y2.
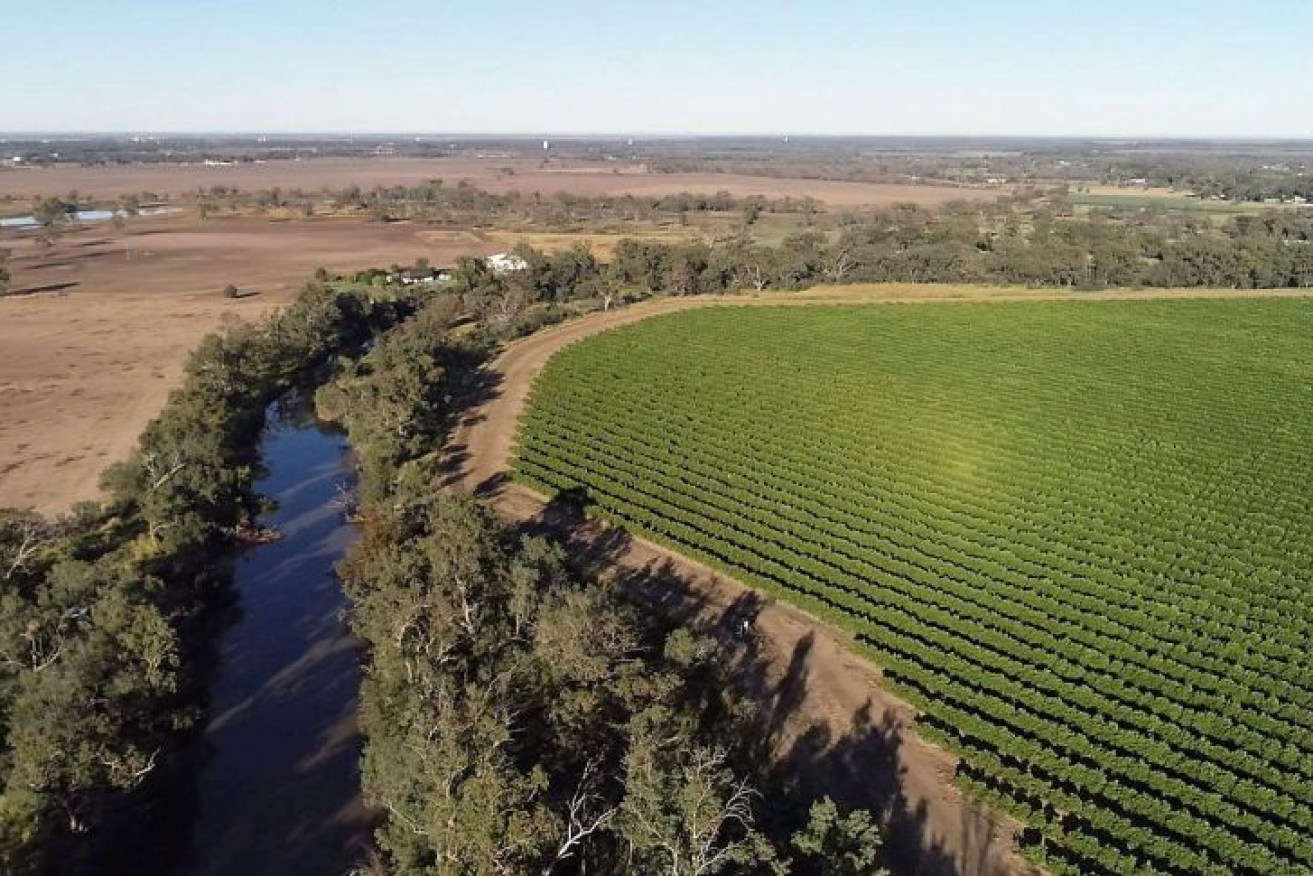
(443, 299, 1043, 876)
(0, 158, 997, 208)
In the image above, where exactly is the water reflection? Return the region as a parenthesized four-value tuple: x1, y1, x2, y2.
(180, 397, 371, 876)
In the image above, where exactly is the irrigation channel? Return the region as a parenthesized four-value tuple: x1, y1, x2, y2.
(179, 392, 372, 876)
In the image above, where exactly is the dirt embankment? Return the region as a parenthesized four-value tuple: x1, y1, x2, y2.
(441, 298, 1044, 876)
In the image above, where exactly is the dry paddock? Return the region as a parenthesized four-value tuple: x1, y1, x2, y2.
(0, 214, 493, 513)
(0, 157, 998, 208)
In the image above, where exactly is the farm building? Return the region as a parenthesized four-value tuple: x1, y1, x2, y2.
(486, 252, 529, 273)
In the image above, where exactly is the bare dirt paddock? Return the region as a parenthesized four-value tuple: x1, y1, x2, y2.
(0, 214, 492, 513)
(0, 158, 997, 208)
(0, 158, 999, 515)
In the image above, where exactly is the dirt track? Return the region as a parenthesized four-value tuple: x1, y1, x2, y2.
(444, 297, 1044, 876)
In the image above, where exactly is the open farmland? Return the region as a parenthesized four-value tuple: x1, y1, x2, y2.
(514, 301, 1313, 875)
(0, 157, 995, 207)
(0, 215, 491, 512)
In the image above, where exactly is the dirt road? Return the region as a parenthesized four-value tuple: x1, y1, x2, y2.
(444, 296, 1044, 876)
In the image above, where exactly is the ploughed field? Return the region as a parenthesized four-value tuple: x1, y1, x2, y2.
(513, 301, 1313, 875)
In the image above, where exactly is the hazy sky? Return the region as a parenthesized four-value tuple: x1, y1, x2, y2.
(4, 0, 1311, 136)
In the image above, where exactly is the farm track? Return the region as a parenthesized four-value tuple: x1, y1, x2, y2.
(442, 286, 1313, 876)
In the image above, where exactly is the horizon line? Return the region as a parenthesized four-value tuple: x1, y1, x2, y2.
(3, 131, 1313, 144)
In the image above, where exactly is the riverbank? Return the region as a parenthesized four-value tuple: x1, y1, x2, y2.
(0, 280, 411, 873)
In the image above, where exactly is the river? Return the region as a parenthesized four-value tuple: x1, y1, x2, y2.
(179, 394, 372, 876)
(0, 206, 179, 228)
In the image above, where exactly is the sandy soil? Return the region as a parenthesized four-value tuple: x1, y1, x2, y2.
(0, 158, 996, 208)
(0, 214, 493, 513)
(442, 298, 1043, 875)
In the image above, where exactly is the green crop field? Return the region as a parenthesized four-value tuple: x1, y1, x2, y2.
(514, 301, 1313, 875)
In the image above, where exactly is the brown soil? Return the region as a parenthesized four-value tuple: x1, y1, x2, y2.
(0, 214, 492, 513)
(442, 298, 1044, 876)
(0, 158, 997, 208)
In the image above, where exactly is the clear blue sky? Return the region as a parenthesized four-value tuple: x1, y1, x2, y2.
(3, 0, 1311, 137)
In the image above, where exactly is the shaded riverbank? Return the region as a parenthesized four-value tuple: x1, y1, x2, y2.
(180, 396, 371, 876)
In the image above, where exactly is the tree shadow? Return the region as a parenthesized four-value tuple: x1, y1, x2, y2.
(8, 280, 80, 296)
(741, 632, 1012, 875)
(517, 495, 1024, 876)
(434, 367, 505, 490)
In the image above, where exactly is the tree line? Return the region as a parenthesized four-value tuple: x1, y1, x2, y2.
(651, 204, 1313, 293)
(646, 145, 1313, 204)
(189, 181, 821, 229)
(359, 193, 1313, 300)
(319, 293, 889, 874)
(0, 281, 408, 873)
(379, 209, 1313, 333)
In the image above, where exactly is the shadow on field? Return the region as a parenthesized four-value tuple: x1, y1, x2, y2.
(10, 280, 81, 296)
(518, 488, 1012, 876)
(435, 367, 506, 490)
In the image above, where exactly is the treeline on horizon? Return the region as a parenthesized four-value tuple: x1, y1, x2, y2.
(156, 181, 1313, 290)
(194, 181, 826, 226)
(639, 204, 1313, 291)
(382, 212, 1313, 327)
(0, 182, 823, 223)
(647, 148, 1313, 204)
(9, 174, 1313, 293)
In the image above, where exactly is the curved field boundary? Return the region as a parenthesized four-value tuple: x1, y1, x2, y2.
(442, 286, 1313, 875)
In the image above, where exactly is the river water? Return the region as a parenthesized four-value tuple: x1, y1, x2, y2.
(179, 397, 372, 876)
(0, 206, 179, 228)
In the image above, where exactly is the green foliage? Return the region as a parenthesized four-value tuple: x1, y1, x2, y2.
(342, 487, 787, 875)
(0, 511, 182, 871)
(600, 204, 1313, 293)
(515, 301, 1313, 874)
(791, 799, 886, 876)
(315, 293, 481, 504)
(104, 280, 394, 559)
(0, 278, 406, 872)
(332, 305, 878, 874)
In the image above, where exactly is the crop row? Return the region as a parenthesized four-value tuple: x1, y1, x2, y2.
(513, 302, 1313, 874)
